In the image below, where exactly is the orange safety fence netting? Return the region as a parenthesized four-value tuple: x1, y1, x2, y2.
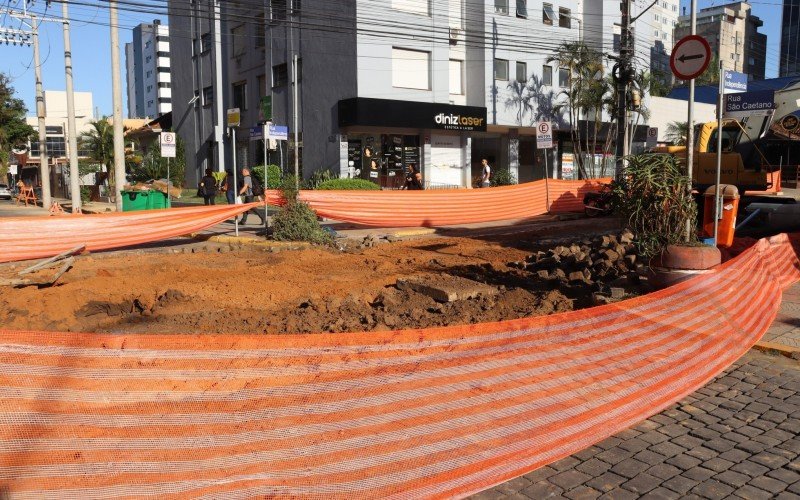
(0, 203, 259, 264)
(294, 179, 610, 227)
(0, 233, 798, 499)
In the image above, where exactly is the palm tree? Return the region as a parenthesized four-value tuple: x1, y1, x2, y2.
(666, 121, 689, 145)
(79, 119, 114, 175)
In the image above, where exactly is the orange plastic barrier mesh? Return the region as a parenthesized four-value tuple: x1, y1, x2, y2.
(0, 234, 797, 499)
(0, 203, 258, 264)
(295, 179, 609, 227)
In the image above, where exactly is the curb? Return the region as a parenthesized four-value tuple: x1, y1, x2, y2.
(189, 232, 312, 250)
(752, 341, 800, 360)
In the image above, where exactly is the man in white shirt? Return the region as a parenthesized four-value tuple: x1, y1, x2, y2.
(481, 159, 491, 188)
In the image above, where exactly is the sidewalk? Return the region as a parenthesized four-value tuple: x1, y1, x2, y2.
(755, 282, 800, 358)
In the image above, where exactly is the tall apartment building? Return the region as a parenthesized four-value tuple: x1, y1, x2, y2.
(169, 0, 653, 188)
(675, 2, 767, 80)
(781, 0, 800, 77)
(125, 20, 172, 118)
(648, 0, 680, 78)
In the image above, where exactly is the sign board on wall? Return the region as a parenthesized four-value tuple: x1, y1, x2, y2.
(338, 98, 487, 132)
(561, 153, 575, 179)
(536, 122, 553, 149)
(159, 132, 176, 158)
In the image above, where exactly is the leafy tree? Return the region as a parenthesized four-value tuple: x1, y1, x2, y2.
(0, 73, 35, 178)
(666, 121, 690, 145)
(695, 53, 720, 87)
(79, 119, 114, 179)
(133, 134, 186, 187)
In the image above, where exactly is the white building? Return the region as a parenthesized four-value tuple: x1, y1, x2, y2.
(125, 20, 172, 118)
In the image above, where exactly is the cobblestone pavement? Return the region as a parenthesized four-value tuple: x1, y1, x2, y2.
(761, 284, 800, 352)
(472, 351, 800, 499)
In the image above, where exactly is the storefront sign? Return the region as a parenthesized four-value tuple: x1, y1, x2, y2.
(561, 153, 575, 179)
(536, 122, 553, 149)
(338, 98, 487, 132)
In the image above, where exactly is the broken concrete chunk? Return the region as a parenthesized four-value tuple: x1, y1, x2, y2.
(396, 274, 498, 303)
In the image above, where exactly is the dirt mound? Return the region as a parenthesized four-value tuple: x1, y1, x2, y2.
(0, 227, 643, 335)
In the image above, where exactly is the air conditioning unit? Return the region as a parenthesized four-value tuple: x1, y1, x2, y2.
(449, 28, 462, 44)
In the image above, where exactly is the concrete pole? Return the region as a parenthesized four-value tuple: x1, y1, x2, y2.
(62, 1, 81, 213)
(614, 0, 632, 181)
(32, 15, 51, 209)
(685, 0, 697, 242)
(110, 0, 125, 211)
(213, 0, 226, 172)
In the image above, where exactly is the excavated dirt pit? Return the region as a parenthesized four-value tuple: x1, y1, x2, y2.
(0, 228, 648, 335)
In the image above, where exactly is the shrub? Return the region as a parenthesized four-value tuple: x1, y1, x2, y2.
(304, 169, 336, 189)
(272, 200, 333, 245)
(491, 168, 517, 186)
(610, 154, 697, 259)
(251, 164, 282, 189)
(316, 178, 381, 190)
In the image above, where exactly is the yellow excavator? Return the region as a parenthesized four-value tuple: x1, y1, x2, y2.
(654, 80, 800, 192)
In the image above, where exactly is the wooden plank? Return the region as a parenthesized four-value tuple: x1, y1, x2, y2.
(19, 245, 86, 275)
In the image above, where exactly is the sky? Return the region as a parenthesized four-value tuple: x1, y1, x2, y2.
(0, 0, 789, 118)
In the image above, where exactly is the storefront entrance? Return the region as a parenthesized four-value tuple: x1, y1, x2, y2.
(347, 134, 420, 189)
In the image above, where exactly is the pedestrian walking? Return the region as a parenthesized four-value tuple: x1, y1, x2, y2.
(224, 169, 236, 205)
(199, 169, 218, 206)
(238, 168, 266, 225)
(481, 159, 491, 188)
(402, 164, 423, 190)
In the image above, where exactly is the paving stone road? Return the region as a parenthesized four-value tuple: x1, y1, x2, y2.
(472, 351, 800, 499)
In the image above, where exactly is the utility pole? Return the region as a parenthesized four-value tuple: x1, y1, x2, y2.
(292, 54, 299, 190)
(685, 0, 697, 241)
(614, 0, 633, 181)
(110, 0, 125, 211)
(32, 15, 51, 209)
(62, 1, 81, 213)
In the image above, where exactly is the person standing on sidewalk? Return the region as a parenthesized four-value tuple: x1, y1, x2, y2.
(481, 159, 491, 188)
(199, 169, 218, 206)
(238, 168, 266, 225)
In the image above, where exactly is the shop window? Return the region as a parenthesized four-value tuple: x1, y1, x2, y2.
(271, 0, 286, 21)
(516, 61, 527, 82)
(392, 48, 430, 90)
(255, 13, 265, 48)
(449, 59, 464, 95)
(202, 86, 213, 106)
(495, 0, 508, 15)
(542, 3, 554, 25)
(542, 65, 552, 85)
(516, 0, 527, 18)
(558, 68, 569, 87)
(559, 7, 571, 28)
(291, 0, 300, 14)
(232, 81, 247, 110)
(392, 0, 430, 15)
(494, 58, 509, 81)
(272, 63, 288, 87)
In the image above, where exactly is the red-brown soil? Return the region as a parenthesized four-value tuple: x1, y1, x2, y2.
(0, 223, 635, 335)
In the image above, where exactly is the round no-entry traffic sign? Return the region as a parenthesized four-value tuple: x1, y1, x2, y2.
(670, 35, 712, 81)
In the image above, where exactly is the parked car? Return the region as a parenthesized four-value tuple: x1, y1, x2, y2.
(0, 184, 12, 200)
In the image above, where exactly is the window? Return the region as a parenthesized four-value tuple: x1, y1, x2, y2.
(542, 65, 552, 85)
(542, 3, 554, 25)
(157, 97, 171, 104)
(147, 99, 154, 107)
(232, 81, 247, 110)
(449, 59, 463, 95)
(201, 33, 212, 53)
(232, 25, 245, 57)
(392, 48, 431, 90)
(749, 57, 755, 66)
(158, 82, 170, 88)
(202, 86, 213, 106)
(156, 66, 169, 72)
(272, 63, 288, 87)
(271, 0, 287, 21)
(494, 58, 509, 80)
(495, 0, 508, 14)
(145, 40, 151, 49)
(146, 85, 153, 93)
(257, 74, 267, 98)
(291, 0, 300, 14)
(654, 30, 659, 37)
(146, 70, 152, 78)
(45, 126, 63, 134)
(255, 13, 265, 47)
(516, 61, 527, 82)
(516, 0, 527, 18)
(559, 7, 571, 28)
(558, 68, 569, 87)
(156, 51, 169, 57)
(145, 55, 152, 63)
(392, 0, 430, 15)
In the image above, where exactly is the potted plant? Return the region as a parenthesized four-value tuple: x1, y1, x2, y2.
(611, 154, 720, 288)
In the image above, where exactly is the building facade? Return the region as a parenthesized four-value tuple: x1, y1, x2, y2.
(675, 2, 767, 81)
(780, 0, 800, 77)
(648, 0, 680, 80)
(125, 20, 172, 119)
(169, 0, 653, 188)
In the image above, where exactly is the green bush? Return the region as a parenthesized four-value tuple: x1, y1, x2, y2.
(272, 200, 333, 245)
(491, 168, 518, 187)
(303, 169, 336, 189)
(316, 178, 381, 190)
(251, 164, 282, 189)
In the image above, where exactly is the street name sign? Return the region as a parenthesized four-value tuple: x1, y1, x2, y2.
(536, 121, 553, 149)
(266, 123, 289, 141)
(670, 35, 712, 81)
(724, 90, 775, 118)
(249, 126, 263, 141)
(646, 127, 658, 149)
(723, 70, 748, 94)
(159, 132, 176, 158)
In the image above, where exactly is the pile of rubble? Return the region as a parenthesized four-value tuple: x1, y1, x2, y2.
(509, 230, 649, 305)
